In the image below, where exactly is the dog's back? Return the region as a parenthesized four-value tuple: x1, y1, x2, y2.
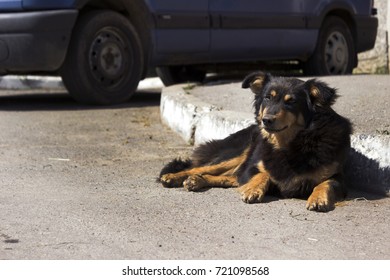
(191, 125, 257, 166)
(160, 125, 257, 179)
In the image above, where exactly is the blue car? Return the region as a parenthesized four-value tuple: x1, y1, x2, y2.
(0, 0, 378, 104)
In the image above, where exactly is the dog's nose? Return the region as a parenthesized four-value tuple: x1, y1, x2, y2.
(262, 115, 275, 127)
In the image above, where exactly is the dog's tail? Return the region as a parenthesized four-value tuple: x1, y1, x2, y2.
(158, 158, 192, 180)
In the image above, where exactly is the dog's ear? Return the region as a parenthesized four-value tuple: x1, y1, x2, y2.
(242, 72, 271, 95)
(305, 79, 338, 107)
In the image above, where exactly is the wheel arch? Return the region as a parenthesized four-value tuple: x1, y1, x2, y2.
(325, 10, 356, 47)
(303, 12, 357, 75)
(321, 10, 358, 68)
(76, 0, 154, 79)
(311, 1, 359, 67)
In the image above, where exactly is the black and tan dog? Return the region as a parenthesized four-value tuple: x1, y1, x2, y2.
(159, 72, 352, 212)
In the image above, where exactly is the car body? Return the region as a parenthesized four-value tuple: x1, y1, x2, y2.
(0, 0, 378, 104)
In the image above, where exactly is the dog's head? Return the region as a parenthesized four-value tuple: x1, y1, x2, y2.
(242, 72, 338, 147)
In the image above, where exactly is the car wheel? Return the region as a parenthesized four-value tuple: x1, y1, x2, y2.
(304, 16, 356, 75)
(61, 10, 143, 105)
(156, 66, 206, 86)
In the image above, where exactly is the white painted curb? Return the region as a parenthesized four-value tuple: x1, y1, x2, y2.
(0, 75, 164, 90)
(0, 75, 64, 89)
(160, 84, 221, 145)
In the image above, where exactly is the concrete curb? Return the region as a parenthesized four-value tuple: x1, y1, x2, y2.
(0, 75, 64, 90)
(0, 75, 164, 91)
(161, 84, 390, 194)
(194, 110, 255, 145)
(160, 84, 255, 145)
(160, 84, 221, 145)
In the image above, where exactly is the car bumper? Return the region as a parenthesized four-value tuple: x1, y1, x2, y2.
(0, 10, 78, 74)
(355, 16, 378, 53)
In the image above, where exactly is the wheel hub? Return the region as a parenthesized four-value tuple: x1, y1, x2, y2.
(100, 43, 122, 77)
(89, 28, 128, 87)
(325, 31, 348, 74)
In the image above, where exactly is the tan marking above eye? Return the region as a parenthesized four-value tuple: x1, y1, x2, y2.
(270, 90, 277, 97)
(284, 94, 292, 102)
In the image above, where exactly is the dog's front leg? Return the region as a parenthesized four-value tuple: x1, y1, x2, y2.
(237, 173, 270, 203)
(306, 177, 346, 212)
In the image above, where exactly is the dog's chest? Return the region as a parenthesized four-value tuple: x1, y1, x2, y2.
(259, 136, 340, 196)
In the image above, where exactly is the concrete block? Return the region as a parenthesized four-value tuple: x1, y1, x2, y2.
(194, 110, 255, 145)
(0, 75, 63, 89)
(160, 84, 220, 144)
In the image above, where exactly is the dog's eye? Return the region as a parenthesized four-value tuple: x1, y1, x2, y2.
(264, 94, 271, 101)
(284, 97, 296, 105)
(286, 99, 296, 104)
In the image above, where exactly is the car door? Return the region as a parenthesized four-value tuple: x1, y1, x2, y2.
(147, 0, 210, 54)
(0, 0, 22, 10)
(209, 0, 316, 61)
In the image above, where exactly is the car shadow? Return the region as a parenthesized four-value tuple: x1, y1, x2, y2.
(0, 89, 162, 112)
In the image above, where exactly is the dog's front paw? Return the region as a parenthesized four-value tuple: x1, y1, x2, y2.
(160, 173, 183, 188)
(306, 193, 334, 212)
(183, 175, 207, 192)
(238, 184, 265, 203)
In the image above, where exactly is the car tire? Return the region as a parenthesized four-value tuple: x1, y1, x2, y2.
(304, 16, 356, 76)
(156, 66, 206, 86)
(60, 10, 143, 105)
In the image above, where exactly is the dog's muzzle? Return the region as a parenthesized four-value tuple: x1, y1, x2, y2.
(262, 115, 287, 133)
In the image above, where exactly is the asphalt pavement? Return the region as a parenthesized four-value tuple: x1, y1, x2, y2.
(0, 75, 389, 260)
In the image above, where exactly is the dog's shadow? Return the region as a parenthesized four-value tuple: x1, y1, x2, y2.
(167, 147, 389, 204)
(344, 148, 390, 200)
